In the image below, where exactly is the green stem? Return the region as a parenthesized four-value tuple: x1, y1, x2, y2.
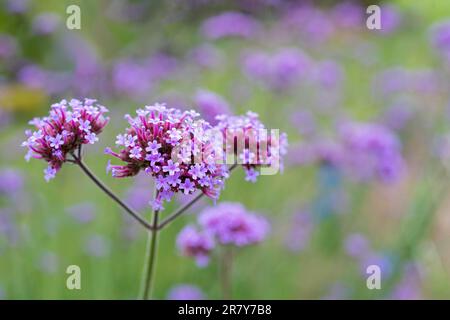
(220, 246, 233, 299)
(141, 191, 160, 300)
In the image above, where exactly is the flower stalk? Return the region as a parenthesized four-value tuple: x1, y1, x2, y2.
(141, 190, 160, 300)
(220, 246, 233, 299)
(72, 152, 155, 231)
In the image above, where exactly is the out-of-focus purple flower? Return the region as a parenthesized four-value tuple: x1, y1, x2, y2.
(167, 284, 205, 300)
(378, 4, 402, 34)
(391, 263, 422, 300)
(344, 233, 370, 259)
(62, 35, 107, 96)
(201, 12, 260, 40)
(112, 59, 154, 97)
(380, 99, 415, 132)
(288, 139, 344, 168)
(430, 20, 450, 63)
(286, 142, 314, 167)
(282, 5, 334, 44)
(0, 168, 24, 198)
(199, 202, 270, 246)
(285, 210, 314, 252)
(125, 174, 155, 212)
(313, 60, 344, 89)
(339, 122, 405, 183)
(85, 234, 111, 257)
(372, 68, 409, 96)
(194, 89, 231, 124)
(113, 54, 177, 98)
(32, 13, 60, 35)
(216, 111, 288, 182)
(290, 110, 316, 137)
(373, 68, 440, 98)
(0, 34, 17, 60)
(313, 140, 345, 167)
(5, 0, 29, 14)
(106, 104, 229, 210)
(331, 1, 364, 29)
(66, 202, 96, 224)
(188, 44, 223, 69)
(242, 48, 311, 90)
(176, 225, 215, 267)
(38, 251, 59, 274)
(22, 98, 109, 181)
(18, 65, 71, 95)
(359, 253, 393, 279)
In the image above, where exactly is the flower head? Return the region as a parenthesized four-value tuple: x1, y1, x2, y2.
(176, 225, 215, 267)
(106, 103, 229, 209)
(215, 111, 288, 182)
(22, 98, 109, 181)
(167, 284, 205, 300)
(242, 48, 311, 90)
(194, 89, 231, 124)
(201, 11, 260, 40)
(339, 122, 404, 183)
(430, 20, 450, 64)
(198, 202, 270, 246)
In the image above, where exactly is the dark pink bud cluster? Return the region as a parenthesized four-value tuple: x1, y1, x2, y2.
(22, 98, 109, 181)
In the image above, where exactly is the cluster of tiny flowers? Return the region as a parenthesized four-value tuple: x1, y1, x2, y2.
(176, 202, 269, 267)
(215, 111, 288, 182)
(105, 103, 229, 211)
(22, 99, 109, 181)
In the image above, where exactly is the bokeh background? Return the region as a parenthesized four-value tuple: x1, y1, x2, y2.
(1, 0, 450, 299)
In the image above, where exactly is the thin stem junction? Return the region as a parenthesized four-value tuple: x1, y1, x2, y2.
(72, 153, 155, 231)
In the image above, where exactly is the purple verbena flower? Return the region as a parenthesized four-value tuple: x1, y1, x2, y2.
(194, 89, 231, 124)
(32, 13, 60, 36)
(242, 48, 311, 90)
(216, 111, 288, 182)
(201, 12, 260, 40)
(22, 98, 109, 181)
(176, 225, 215, 267)
(339, 122, 404, 183)
(167, 284, 205, 300)
(106, 103, 229, 209)
(198, 202, 270, 246)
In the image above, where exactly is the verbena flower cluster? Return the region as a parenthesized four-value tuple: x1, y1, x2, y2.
(22, 98, 109, 181)
(105, 103, 229, 211)
(215, 111, 288, 183)
(177, 202, 269, 267)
